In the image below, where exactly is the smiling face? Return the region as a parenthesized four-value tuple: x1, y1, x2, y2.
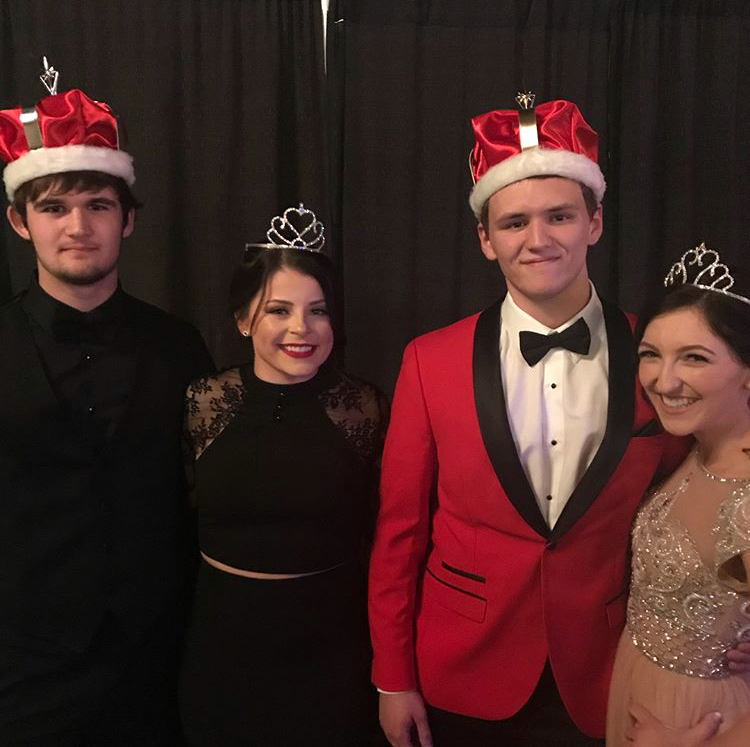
(238, 267, 334, 385)
(7, 185, 133, 291)
(477, 176, 602, 321)
(638, 306, 750, 439)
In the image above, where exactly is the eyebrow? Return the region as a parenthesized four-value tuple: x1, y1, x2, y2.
(639, 341, 717, 355)
(264, 298, 327, 305)
(494, 203, 579, 222)
(32, 196, 118, 209)
(546, 203, 579, 212)
(31, 198, 63, 209)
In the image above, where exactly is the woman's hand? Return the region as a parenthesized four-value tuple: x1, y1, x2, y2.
(726, 641, 750, 673)
(626, 704, 722, 747)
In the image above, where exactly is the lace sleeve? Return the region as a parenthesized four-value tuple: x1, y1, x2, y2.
(184, 368, 246, 461)
(320, 372, 389, 463)
(716, 486, 750, 593)
(321, 372, 389, 549)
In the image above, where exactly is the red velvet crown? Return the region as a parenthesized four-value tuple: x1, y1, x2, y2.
(468, 98, 605, 218)
(0, 88, 134, 200)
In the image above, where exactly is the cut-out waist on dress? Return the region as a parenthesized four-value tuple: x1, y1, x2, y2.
(200, 551, 346, 580)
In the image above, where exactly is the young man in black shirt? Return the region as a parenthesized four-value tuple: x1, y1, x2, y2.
(0, 72, 212, 745)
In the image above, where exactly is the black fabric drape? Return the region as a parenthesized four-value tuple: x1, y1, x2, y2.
(0, 0, 327, 369)
(3, 2, 750, 392)
(336, 0, 750, 393)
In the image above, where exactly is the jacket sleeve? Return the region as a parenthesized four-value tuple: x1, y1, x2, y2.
(368, 339, 437, 692)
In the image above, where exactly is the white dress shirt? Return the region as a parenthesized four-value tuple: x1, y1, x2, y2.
(500, 285, 609, 528)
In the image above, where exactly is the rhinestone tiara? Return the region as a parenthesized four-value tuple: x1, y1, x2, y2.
(245, 203, 325, 253)
(664, 242, 750, 306)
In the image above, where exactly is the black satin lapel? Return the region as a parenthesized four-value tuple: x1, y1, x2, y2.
(550, 300, 636, 540)
(473, 302, 550, 539)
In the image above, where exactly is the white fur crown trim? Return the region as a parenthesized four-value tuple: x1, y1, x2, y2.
(469, 147, 606, 218)
(3, 144, 135, 200)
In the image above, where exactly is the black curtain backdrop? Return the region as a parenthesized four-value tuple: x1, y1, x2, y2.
(336, 0, 750, 393)
(1, 1, 749, 392)
(0, 0, 327, 369)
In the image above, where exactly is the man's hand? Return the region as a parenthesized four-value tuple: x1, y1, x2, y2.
(726, 641, 750, 672)
(626, 703, 721, 747)
(379, 691, 433, 747)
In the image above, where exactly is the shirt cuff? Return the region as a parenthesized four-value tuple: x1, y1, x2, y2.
(377, 688, 418, 695)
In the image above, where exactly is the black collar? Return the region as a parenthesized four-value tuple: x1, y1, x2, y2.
(20, 274, 126, 338)
(239, 360, 338, 401)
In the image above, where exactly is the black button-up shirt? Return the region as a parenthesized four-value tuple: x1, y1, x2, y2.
(21, 278, 138, 451)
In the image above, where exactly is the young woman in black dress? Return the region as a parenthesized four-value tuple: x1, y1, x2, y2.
(180, 206, 388, 746)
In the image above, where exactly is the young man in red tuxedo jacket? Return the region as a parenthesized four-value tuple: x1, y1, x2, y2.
(368, 95, 749, 747)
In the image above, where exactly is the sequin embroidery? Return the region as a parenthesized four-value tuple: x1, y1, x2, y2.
(627, 479, 750, 679)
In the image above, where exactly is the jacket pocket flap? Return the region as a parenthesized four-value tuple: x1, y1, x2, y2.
(425, 568, 487, 622)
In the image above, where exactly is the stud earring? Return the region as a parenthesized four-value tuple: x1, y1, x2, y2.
(241, 330, 250, 337)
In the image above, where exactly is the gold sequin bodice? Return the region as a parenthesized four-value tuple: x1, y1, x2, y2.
(627, 479, 750, 679)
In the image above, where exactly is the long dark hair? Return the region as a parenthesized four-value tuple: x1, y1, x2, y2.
(637, 284, 750, 367)
(229, 246, 337, 334)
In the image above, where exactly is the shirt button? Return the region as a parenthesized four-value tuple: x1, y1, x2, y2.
(550, 383, 557, 389)
(546, 541, 557, 551)
(87, 405, 96, 415)
(273, 414, 282, 422)
(545, 494, 552, 501)
(550, 440, 557, 446)
(83, 353, 92, 363)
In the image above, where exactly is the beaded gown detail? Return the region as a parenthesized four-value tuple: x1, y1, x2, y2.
(179, 365, 387, 746)
(606, 473, 750, 745)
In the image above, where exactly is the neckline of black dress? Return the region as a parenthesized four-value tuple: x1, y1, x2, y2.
(239, 362, 336, 399)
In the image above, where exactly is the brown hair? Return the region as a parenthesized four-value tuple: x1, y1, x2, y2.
(11, 170, 141, 228)
(230, 246, 338, 337)
(479, 176, 598, 233)
(638, 284, 750, 368)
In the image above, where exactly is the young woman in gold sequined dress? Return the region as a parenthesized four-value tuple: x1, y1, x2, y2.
(606, 247, 750, 747)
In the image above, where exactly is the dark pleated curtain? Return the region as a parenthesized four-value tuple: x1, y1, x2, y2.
(3, 1, 750, 390)
(0, 0, 327, 368)
(610, 1, 750, 304)
(335, 0, 750, 393)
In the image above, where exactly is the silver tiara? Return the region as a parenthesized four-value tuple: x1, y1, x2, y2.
(245, 203, 325, 253)
(664, 242, 750, 306)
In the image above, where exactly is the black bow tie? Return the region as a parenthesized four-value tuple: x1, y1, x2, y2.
(519, 317, 591, 366)
(50, 308, 120, 346)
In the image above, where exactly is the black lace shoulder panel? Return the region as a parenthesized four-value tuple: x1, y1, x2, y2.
(319, 372, 389, 462)
(185, 368, 246, 460)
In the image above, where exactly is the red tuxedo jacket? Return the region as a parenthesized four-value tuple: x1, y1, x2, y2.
(368, 298, 685, 738)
